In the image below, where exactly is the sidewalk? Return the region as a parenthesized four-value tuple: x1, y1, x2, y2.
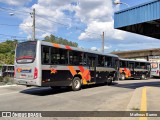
(122, 86, 160, 120)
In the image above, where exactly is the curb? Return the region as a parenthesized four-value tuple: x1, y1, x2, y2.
(121, 87, 144, 120)
(0, 84, 17, 88)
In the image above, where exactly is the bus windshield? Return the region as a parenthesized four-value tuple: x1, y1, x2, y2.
(16, 41, 36, 63)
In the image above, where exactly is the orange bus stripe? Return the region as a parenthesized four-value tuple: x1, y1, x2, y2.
(68, 66, 77, 76)
(83, 70, 89, 77)
(78, 66, 85, 73)
(79, 66, 91, 80)
(65, 45, 72, 50)
(52, 43, 60, 48)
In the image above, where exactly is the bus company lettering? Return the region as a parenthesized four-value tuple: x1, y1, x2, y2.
(17, 68, 32, 73)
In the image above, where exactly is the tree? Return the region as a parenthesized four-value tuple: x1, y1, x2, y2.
(0, 40, 17, 64)
(43, 34, 78, 47)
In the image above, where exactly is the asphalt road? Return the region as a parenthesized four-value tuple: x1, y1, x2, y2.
(0, 79, 160, 120)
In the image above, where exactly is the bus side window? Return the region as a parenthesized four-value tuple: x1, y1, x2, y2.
(42, 46, 50, 64)
(69, 51, 84, 65)
(59, 48, 68, 64)
(98, 55, 105, 67)
(51, 47, 59, 64)
(135, 62, 140, 69)
(140, 62, 146, 69)
(105, 56, 112, 67)
(51, 47, 68, 65)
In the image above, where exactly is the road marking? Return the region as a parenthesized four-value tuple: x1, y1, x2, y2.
(139, 87, 147, 120)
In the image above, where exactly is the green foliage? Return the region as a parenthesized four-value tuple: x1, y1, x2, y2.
(3, 77, 13, 84)
(44, 34, 78, 47)
(0, 39, 17, 64)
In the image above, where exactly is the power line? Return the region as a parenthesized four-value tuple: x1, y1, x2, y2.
(36, 15, 101, 38)
(0, 6, 31, 14)
(0, 23, 56, 35)
(0, 22, 101, 42)
(0, 33, 26, 38)
(36, 15, 69, 27)
(0, 23, 32, 28)
(0, 6, 102, 41)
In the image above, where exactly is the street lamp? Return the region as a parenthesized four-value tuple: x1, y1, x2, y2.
(113, 0, 130, 7)
(9, 13, 14, 16)
(9, 9, 36, 41)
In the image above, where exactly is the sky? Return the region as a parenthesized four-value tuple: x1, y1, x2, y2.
(0, 0, 160, 53)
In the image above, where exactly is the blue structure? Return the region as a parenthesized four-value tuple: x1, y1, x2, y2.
(114, 0, 160, 39)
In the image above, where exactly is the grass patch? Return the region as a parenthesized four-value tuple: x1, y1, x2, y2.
(0, 77, 14, 85)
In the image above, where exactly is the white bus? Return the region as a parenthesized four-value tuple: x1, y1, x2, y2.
(151, 62, 160, 78)
(14, 41, 119, 91)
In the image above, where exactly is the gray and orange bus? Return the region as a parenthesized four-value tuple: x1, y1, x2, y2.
(14, 41, 119, 91)
(118, 58, 151, 80)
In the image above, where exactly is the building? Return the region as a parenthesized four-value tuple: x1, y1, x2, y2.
(114, 0, 160, 39)
(0, 65, 14, 77)
(112, 48, 160, 62)
(114, 0, 160, 62)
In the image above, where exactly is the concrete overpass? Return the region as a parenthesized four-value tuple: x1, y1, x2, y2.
(111, 48, 160, 61)
(114, 0, 160, 39)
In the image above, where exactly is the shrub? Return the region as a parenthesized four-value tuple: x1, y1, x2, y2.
(0, 76, 3, 82)
(3, 77, 11, 84)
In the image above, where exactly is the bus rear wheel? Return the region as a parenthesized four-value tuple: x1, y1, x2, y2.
(72, 77, 81, 91)
(141, 74, 147, 80)
(107, 77, 113, 85)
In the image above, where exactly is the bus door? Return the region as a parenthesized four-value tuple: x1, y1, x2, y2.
(128, 62, 134, 77)
(87, 54, 97, 83)
(114, 58, 119, 80)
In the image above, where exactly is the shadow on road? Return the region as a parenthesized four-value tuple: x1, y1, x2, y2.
(113, 80, 160, 89)
(20, 83, 118, 96)
(20, 79, 160, 96)
(20, 87, 72, 96)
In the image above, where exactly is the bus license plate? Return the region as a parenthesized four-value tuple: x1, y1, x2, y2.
(20, 74, 26, 79)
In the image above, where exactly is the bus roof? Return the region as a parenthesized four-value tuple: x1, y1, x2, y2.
(119, 58, 151, 63)
(38, 40, 119, 58)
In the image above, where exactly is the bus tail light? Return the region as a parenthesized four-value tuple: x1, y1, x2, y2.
(34, 67, 38, 79)
(156, 70, 159, 74)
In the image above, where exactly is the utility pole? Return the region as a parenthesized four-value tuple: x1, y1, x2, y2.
(102, 31, 104, 53)
(31, 8, 36, 41)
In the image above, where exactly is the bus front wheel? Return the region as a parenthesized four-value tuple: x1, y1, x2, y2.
(141, 74, 147, 80)
(72, 77, 82, 91)
(120, 73, 125, 80)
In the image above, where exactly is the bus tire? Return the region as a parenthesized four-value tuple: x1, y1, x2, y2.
(107, 77, 113, 85)
(72, 77, 81, 91)
(120, 73, 125, 80)
(141, 74, 146, 80)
